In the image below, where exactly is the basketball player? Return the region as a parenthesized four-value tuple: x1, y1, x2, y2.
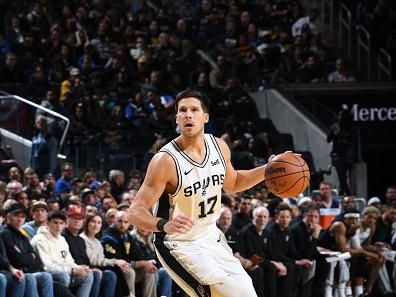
(128, 90, 286, 297)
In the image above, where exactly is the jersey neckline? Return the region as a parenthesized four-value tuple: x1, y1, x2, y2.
(171, 136, 210, 168)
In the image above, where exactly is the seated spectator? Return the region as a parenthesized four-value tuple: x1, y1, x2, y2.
(131, 227, 172, 297)
(318, 209, 379, 297)
(239, 206, 285, 297)
(54, 163, 74, 197)
(384, 185, 396, 206)
(62, 205, 116, 297)
(24, 172, 44, 198)
(7, 167, 22, 183)
(31, 210, 93, 297)
(0, 52, 25, 83)
(80, 214, 133, 297)
(0, 235, 25, 297)
(0, 203, 54, 297)
(295, 55, 324, 83)
(319, 181, 339, 209)
(101, 211, 156, 297)
(109, 170, 126, 203)
(290, 205, 324, 297)
(232, 194, 253, 230)
(355, 206, 383, 295)
(328, 58, 355, 83)
(266, 205, 313, 297)
(21, 201, 48, 240)
(5, 181, 22, 198)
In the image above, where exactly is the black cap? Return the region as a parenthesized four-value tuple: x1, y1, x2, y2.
(4, 202, 28, 216)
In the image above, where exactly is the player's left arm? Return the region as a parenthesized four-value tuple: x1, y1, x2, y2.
(216, 137, 269, 194)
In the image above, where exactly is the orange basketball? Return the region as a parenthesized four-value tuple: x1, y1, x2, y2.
(264, 153, 310, 198)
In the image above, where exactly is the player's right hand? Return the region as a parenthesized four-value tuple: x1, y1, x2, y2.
(164, 214, 194, 234)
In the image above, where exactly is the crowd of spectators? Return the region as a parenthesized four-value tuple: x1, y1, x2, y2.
(0, 0, 360, 175)
(0, 154, 396, 297)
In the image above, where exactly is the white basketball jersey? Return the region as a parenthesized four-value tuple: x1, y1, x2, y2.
(155, 134, 226, 241)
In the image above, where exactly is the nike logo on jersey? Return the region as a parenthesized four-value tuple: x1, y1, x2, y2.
(211, 159, 219, 166)
(184, 168, 193, 175)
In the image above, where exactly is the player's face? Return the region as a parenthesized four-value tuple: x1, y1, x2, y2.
(176, 98, 209, 137)
(276, 210, 292, 230)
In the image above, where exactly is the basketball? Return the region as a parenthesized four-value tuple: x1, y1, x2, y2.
(264, 153, 310, 198)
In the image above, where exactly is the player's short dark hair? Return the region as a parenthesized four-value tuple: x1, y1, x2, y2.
(175, 90, 210, 113)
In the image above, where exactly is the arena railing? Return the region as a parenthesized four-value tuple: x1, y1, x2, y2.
(377, 48, 393, 81)
(338, 4, 352, 59)
(356, 25, 371, 81)
(0, 90, 70, 167)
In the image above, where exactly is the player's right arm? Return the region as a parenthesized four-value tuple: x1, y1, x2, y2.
(128, 152, 193, 234)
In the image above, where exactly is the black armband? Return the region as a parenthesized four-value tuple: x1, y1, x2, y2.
(156, 218, 168, 233)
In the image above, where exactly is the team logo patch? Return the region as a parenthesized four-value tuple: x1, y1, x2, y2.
(211, 159, 219, 166)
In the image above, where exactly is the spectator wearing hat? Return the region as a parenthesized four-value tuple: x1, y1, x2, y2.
(367, 197, 381, 209)
(21, 201, 48, 240)
(0, 203, 54, 297)
(89, 181, 110, 204)
(80, 188, 95, 206)
(62, 205, 116, 297)
(31, 210, 93, 297)
(54, 163, 74, 197)
(0, 233, 25, 297)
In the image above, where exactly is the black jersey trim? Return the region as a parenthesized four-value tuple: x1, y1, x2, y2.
(154, 237, 211, 297)
(209, 134, 227, 171)
(171, 137, 210, 168)
(159, 149, 182, 197)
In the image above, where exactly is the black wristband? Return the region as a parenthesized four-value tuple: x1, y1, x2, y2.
(156, 218, 168, 233)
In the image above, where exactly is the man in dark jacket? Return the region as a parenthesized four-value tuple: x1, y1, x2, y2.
(0, 203, 54, 297)
(101, 210, 156, 297)
(290, 205, 322, 297)
(62, 204, 116, 297)
(266, 205, 313, 297)
(0, 235, 25, 296)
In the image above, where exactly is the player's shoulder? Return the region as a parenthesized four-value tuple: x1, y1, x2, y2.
(209, 135, 228, 150)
